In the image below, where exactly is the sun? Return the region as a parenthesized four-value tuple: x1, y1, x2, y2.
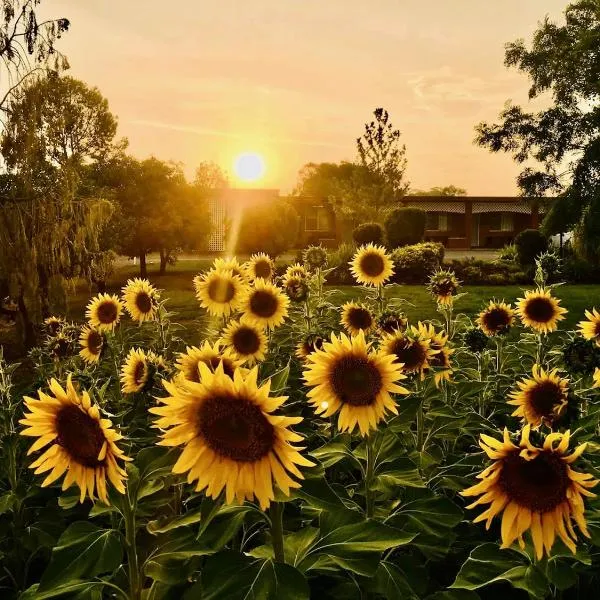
(233, 152, 265, 183)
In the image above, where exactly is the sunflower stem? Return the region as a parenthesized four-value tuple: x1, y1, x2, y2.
(123, 497, 142, 600)
(365, 436, 375, 519)
(495, 337, 503, 374)
(416, 401, 424, 454)
(269, 502, 286, 563)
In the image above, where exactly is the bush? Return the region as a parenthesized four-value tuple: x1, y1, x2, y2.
(514, 229, 548, 267)
(235, 200, 300, 257)
(488, 273, 509, 285)
(384, 208, 426, 249)
(497, 243, 518, 263)
(448, 256, 533, 285)
(391, 242, 444, 284)
(352, 222, 384, 246)
(326, 243, 356, 284)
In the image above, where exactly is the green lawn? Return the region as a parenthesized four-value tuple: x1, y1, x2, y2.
(65, 262, 597, 332)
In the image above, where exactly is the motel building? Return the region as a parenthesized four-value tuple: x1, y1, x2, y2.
(209, 190, 546, 252)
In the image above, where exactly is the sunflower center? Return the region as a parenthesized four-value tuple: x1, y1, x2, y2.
(207, 356, 236, 378)
(379, 315, 406, 334)
(208, 278, 236, 303)
(524, 297, 555, 323)
(134, 360, 147, 385)
(232, 327, 261, 355)
(389, 339, 428, 371)
(198, 395, 275, 462)
(186, 361, 201, 383)
(483, 308, 511, 332)
(250, 290, 278, 318)
(433, 280, 456, 296)
(594, 322, 600, 337)
(527, 381, 565, 418)
(54, 338, 70, 357)
(359, 253, 385, 277)
(347, 307, 373, 330)
(499, 450, 569, 512)
(254, 260, 272, 279)
(135, 291, 153, 314)
(330, 356, 383, 406)
(56, 405, 105, 468)
(97, 301, 118, 324)
(430, 347, 450, 368)
(87, 331, 103, 355)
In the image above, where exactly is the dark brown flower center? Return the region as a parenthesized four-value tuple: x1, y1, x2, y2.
(133, 360, 147, 385)
(47, 320, 62, 335)
(198, 395, 275, 461)
(389, 339, 428, 372)
(524, 297, 556, 323)
(483, 307, 512, 333)
(594, 321, 600, 337)
(347, 307, 373, 331)
(330, 356, 383, 406)
(430, 346, 450, 368)
(527, 381, 565, 418)
(499, 450, 569, 512)
(135, 291, 154, 314)
(254, 260, 272, 279)
(302, 336, 324, 356)
(56, 405, 105, 468)
(359, 253, 385, 277)
(250, 290, 278, 318)
(186, 361, 201, 383)
(87, 331, 103, 355)
(286, 279, 308, 301)
(54, 338, 70, 358)
(432, 279, 457, 297)
(207, 356, 236, 378)
(97, 301, 118, 324)
(208, 278, 235, 303)
(379, 315, 406, 334)
(232, 326, 261, 355)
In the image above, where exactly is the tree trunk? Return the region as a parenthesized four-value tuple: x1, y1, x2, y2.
(139, 253, 147, 278)
(95, 279, 107, 293)
(159, 249, 168, 275)
(17, 293, 37, 350)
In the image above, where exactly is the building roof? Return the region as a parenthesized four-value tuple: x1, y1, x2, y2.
(403, 195, 547, 203)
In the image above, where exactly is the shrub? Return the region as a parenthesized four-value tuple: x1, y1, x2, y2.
(488, 273, 508, 285)
(235, 200, 299, 257)
(352, 222, 384, 246)
(326, 243, 356, 284)
(384, 208, 426, 249)
(463, 266, 483, 284)
(514, 229, 548, 268)
(497, 243, 518, 263)
(391, 242, 444, 284)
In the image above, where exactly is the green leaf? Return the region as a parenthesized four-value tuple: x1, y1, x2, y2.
(147, 510, 203, 535)
(250, 527, 320, 568)
(372, 458, 426, 491)
(19, 581, 106, 600)
(372, 561, 420, 600)
(546, 560, 577, 591)
(311, 437, 360, 469)
(291, 473, 355, 513)
(38, 522, 123, 592)
(426, 591, 480, 600)
(0, 491, 16, 514)
(268, 361, 290, 393)
(188, 551, 309, 600)
(451, 543, 549, 598)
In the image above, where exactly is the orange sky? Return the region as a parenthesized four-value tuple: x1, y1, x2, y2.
(43, 1, 567, 194)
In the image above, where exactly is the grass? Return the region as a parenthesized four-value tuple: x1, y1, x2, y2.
(66, 262, 593, 332)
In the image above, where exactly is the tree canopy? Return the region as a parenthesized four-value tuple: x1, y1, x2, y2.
(411, 185, 467, 196)
(474, 0, 600, 259)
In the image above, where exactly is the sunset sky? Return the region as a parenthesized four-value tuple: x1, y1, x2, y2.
(45, 1, 566, 194)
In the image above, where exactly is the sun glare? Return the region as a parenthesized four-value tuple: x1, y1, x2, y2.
(233, 152, 266, 183)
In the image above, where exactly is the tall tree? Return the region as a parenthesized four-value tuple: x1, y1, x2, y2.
(357, 107, 410, 201)
(411, 185, 467, 196)
(474, 0, 600, 260)
(193, 161, 229, 192)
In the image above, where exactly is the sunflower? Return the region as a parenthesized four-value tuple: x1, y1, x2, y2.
(240, 280, 289, 329)
(380, 329, 436, 377)
(461, 426, 598, 559)
(303, 331, 408, 436)
(477, 300, 515, 336)
(79, 326, 104, 364)
(194, 269, 246, 317)
(303, 245, 328, 269)
(121, 278, 160, 322)
(245, 253, 275, 281)
(295, 334, 325, 360)
(220, 320, 268, 364)
(120, 348, 159, 394)
(508, 365, 569, 428)
(44, 316, 65, 336)
(340, 302, 374, 336)
(150, 364, 314, 509)
(416, 322, 453, 385)
(19, 375, 129, 504)
(213, 257, 247, 281)
(594, 368, 600, 388)
(86, 293, 123, 332)
(563, 337, 600, 376)
(463, 327, 489, 353)
(427, 269, 461, 306)
(350, 244, 394, 287)
(577, 308, 600, 346)
(284, 276, 309, 303)
(283, 263, 307, 285)
(175, 341, 242, 382)
(377, 311, 408, 335)
(516, 288, 567, 334)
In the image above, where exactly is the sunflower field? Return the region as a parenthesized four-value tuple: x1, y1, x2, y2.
(2, 244, 600, 600)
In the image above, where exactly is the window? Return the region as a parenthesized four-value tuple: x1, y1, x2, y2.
(426, 213, 449, 231)
(305, 206, 330, 232)
(501, 213, 513, 232)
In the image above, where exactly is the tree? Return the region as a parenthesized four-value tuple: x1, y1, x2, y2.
(112, 157, 212, 276)
(293, 161, 388, 222)
(357, 107, 410, 201)
(474, 0, 600, 260)
(235, 200, 299, 257)
(194, 161, 229, 192)
(411, 185, 467, 196)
